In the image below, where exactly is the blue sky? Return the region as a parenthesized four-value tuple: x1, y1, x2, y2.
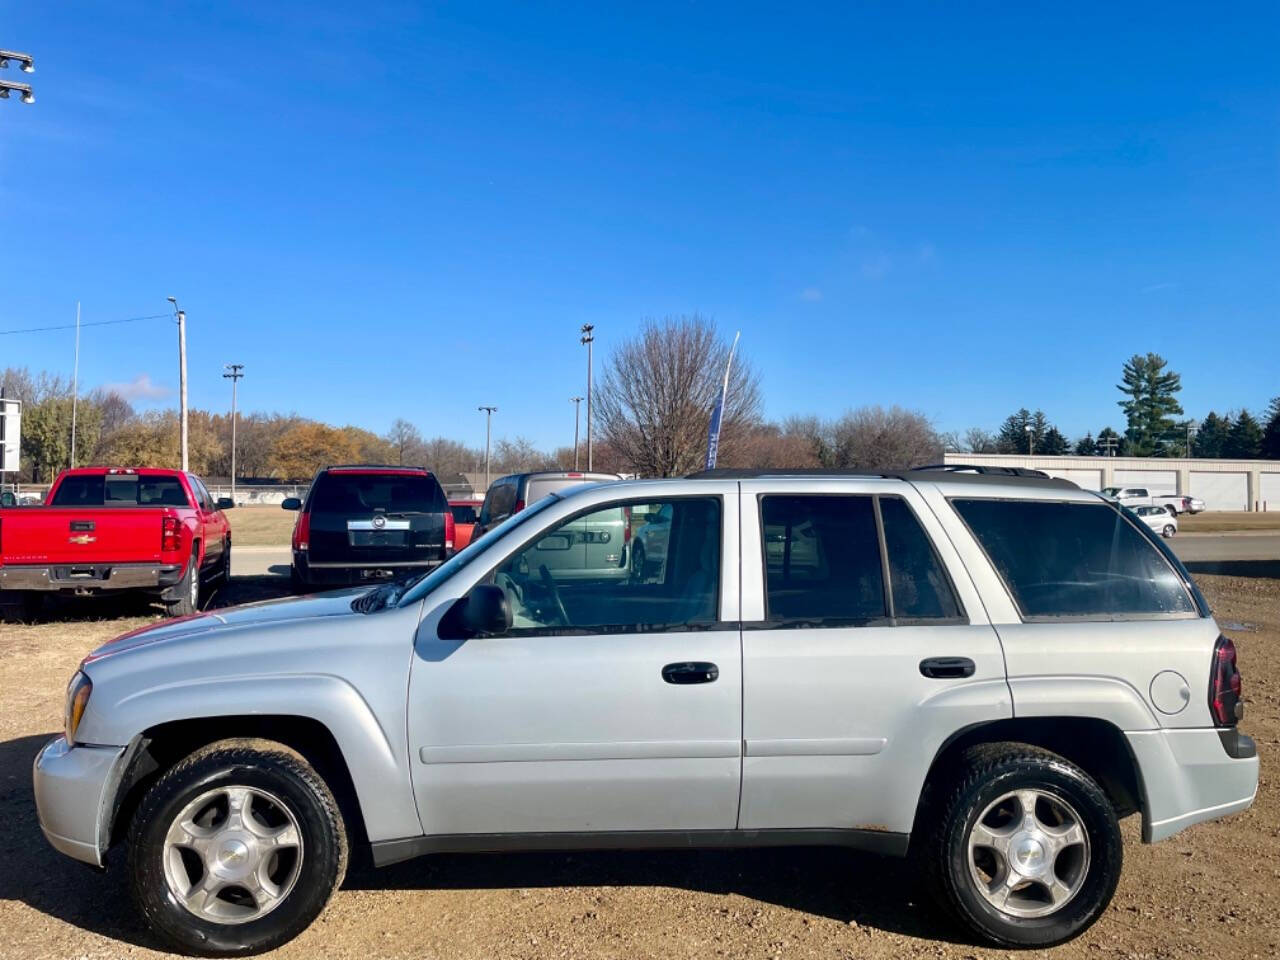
(2, 1, 1277, 451)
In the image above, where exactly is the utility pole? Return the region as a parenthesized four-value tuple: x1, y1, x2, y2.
(1185, 420, 1197, 458)
(570, 397, 583, 470)
(580, 324, 594, 470)
(70, 301, 80, 469)
(223, 364, 244, 504)
(478, 406, 496, 492)
(167, 297, 188, 471)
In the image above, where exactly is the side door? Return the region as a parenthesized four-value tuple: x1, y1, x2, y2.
(186, 475, 224, 567)
(407, 485, 743, 837)
(737, 479, 1011, 838)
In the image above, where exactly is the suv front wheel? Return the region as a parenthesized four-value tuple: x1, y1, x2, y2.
(920, 743, 1122, 948)
(127, 738, 347, 956)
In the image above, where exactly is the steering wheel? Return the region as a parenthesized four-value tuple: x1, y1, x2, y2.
(538, 564, 571, 626)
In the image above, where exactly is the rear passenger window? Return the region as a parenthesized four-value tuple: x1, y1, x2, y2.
(953, 499, 1196, 619)
(761, 496, 886, 624)
(879, 497, 961, 621)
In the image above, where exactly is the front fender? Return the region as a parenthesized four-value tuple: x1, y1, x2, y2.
(83, 673, 421, 843)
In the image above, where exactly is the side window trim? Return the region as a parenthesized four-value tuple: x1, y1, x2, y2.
(753, 492, 968, 630)
(947, 496, 1202, 623)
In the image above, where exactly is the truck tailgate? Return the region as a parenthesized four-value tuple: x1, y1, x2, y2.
(0, 509, 164, 565)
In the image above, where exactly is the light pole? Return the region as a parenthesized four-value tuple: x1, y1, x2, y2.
(167, 297, 189, 471)
(223, 364, 244, 504)
(478, 406, 496, 492)
(1025, 423, 1034, 456)
(0, 49, 35, 104)
(570, 396, 583, 470)
(580, 324, 594, 470)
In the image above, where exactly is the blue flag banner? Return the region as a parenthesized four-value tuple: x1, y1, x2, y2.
(704, 331, 741, 471)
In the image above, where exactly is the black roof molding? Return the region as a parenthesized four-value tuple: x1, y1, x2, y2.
(686, 466, 1077, 490)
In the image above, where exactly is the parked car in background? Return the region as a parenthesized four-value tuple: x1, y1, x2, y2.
(0, 467, 231, 619)
(283, 465, 453, 592)
(448, 499, 483, 550)
(1134, 505, 1178, 538)
(33, 469, 1256, 954)
(471, 470, 622, 539)
(1099, 487, 1189, 515)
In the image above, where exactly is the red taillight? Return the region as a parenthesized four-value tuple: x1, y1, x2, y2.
(513, 499, 525, 514)
(293, 512, 311, 552)
(1209, 636, 1243, 726)
(623, 506, 632, 542)
(161, 516, 181, 553)
(443, 508, 455, 554)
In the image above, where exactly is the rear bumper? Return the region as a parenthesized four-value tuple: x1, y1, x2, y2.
(0, 562, 183, 593)
(1127, 728, 1259, 843)
(294, 553, 443, 586)
(32, 736, 128, 867)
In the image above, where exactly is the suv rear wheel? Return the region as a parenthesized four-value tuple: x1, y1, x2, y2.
(127, 738, 347, 956)
(920, 743, 1121, 948)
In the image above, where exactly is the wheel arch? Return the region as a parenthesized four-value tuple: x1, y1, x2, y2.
(911, 716, 1146, 846)
(109, 714, 369, 856)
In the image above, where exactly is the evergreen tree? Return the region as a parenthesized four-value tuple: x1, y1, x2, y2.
(1193, 411, 1230, 458)
(1263, 398, 1280, 460)
(996, 408, 1052, 454)
(1040, 426, 1068, 456)
(1223, 410, 1263, 459)
(1117, 353, 1183, 456)
(1095, 426, 1126, 456)
(1074, 433, 1098, 456)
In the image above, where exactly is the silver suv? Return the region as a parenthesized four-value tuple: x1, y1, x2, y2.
(33, 470, 1257, 955)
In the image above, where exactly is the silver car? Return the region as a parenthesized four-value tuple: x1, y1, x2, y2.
(33, 471, 1257, 955)
(1134, 504, 1178, 538)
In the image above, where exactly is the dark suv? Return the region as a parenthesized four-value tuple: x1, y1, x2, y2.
(283, 465, 453, 591)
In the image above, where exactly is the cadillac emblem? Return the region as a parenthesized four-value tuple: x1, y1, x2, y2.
(372, 515, 387, 530)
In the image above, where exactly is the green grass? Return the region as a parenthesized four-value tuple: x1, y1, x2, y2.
(227, 505, 297, 546)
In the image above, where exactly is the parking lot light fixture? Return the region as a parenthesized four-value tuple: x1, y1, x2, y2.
(478, 406, 497, 493)
(1025, 423, 1034, 456)
(580, 324, 594, 470)
(168, 297, 189, 471)
(570, 397, 583, 470)
(0, 50, 34, 72)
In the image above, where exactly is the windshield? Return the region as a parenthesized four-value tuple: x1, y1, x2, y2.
(1100, 487, 1120, 497)
(396, 494, 561, 607)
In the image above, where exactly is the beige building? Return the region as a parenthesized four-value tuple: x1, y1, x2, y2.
(942, 453, 1280, 512)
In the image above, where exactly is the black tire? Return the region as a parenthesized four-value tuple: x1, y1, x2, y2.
(1162, 524, 1175, 539)
(919, 743, 1122, 948)
(165, 547, 201, 617)
(217, 537, 232, 583)
(127, 738, 347, 957)
(289, 564, 307, 595)
(630, 541, 646, 580)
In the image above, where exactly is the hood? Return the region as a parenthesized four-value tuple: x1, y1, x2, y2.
(84, 587, 368, 663)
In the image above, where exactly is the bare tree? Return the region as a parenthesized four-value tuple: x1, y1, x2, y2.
(963, 427, 998, 454)
(385, 418, 424, 466)
(827, 406, 940, 470)
(595, 315, 762, 477)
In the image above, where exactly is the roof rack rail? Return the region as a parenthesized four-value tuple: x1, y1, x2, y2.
(912, 463, 1052, 479)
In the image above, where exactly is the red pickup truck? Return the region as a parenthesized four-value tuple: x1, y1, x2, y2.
(0, 467, 232, 619)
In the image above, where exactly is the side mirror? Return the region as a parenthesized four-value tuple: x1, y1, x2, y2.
(281, 497, 302, 511)
(216, 497, 235, 510)
(459, 584, 512, 637)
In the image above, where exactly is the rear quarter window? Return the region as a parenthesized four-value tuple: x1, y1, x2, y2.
(953, 498, 1197, 620)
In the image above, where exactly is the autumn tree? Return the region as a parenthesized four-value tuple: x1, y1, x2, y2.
(270, 423, 359, 479)
(595, 315, 762, 477)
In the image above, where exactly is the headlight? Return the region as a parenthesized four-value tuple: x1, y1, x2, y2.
(64, 671, 92, 744)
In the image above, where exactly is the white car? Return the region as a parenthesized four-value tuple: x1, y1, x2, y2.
(1134, 504, 1178, 538)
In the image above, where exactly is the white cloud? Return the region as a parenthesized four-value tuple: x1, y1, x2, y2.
(101, 373, 171, 401)
(860, 255, 892, 279)
(800, 287, 823, 302)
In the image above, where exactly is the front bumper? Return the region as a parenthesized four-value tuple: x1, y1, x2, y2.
(32, 736, 128, 866)
(1127, 728, 1259, 843)
(1, 562, 183, 593)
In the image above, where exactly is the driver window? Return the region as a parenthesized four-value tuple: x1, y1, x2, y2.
(488, 497, 722, 634)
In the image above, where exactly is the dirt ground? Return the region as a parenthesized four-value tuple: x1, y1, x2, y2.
(0, 569, 1275, 960)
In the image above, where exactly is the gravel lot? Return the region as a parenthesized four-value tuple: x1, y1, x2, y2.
(1, 568, 1275, 960)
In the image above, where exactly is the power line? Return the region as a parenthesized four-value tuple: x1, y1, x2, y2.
(0, 313, 171, 337)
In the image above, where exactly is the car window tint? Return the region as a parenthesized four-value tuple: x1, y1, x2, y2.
(450, 504, 478, 524)
(760, 495, 886, 624)
(483, 481, 518, 523)
(51, 475, 105, 506)
(310, 473, 443, 514)
(879, 496, 962, 620)
(489, 497, 721, 633)
(953, 499, 1195, 619)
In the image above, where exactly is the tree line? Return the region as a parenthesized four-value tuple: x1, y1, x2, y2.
(949, 353, 1280, 460)
(4, 334, 1276, 487)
